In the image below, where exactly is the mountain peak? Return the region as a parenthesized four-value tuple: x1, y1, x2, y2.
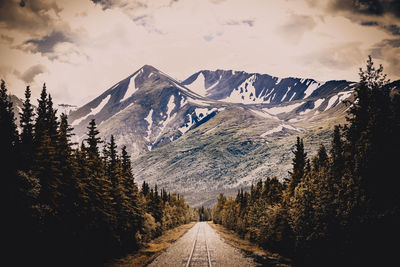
(139, 64, 158, 73)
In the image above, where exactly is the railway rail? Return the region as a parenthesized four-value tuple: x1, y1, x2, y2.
(185, 223, 212, 267)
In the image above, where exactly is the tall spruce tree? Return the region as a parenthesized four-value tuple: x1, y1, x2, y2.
(330, 125, 344, 179)
(19, 86, 35, 171)
(0, 80, 18, 179)
(57, 113, 77, 215)
(33, 86, 61, 208)
(312, 144, 328, 172)
(287, 137, 307, 195)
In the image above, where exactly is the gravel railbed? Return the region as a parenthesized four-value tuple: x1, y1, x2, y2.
(148, 222, 257, 267)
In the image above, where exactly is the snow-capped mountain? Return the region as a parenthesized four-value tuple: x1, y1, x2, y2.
(10, 66, 400, 206)
(58, 104, 77, 115)
(68, 65, 391, 206)
(68, 65, 228, 157)
(182, 69, 356, 105)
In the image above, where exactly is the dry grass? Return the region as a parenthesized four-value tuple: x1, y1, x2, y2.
(208, 222, 292, 266)
(107, 222, 196, 267)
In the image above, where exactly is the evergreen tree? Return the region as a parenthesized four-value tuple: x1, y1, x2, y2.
(57, 113, 78, 215)
(34, 84, 48, 146)
(287, 137, 307, 195)
(312, 143, 328, 172)
(85, 119, 102, 156)
(121, 145, 132, 178)
(142, 181, 150, 196)
(0, 79, 18, 174)
(32, 86, 61, 208)
(330, 125, 344, 179)
(0, 80, 20, 260)
(19, 86, 35, 171)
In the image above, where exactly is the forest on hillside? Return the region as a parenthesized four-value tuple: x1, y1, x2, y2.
(212, 57, 400, 266)
(0, 82, 196, 265)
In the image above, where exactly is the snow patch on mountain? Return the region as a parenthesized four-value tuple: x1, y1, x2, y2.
(187, 72, 207, 97)
(263, 102, 303, 115)
(188, 97, 212, 106)
(324, 91, 352, 111)
(144, 109, 153, 141)
(180, 96, 188, 107)
(300, 98, 325, 115)
(224, 75, 262, 104)
(178, 107, 220, 135)
(304, 81, 324, 98)
(250, 109, 278, 120)
(260, 124, 302, 137)
(72, 94, 111, 126)
(156, 95, 176, 140)
(120, 74, 138, 102)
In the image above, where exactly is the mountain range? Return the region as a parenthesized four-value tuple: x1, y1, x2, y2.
(11, 65, 400, 206)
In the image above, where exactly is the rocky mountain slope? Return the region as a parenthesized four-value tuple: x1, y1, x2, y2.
(182, 69, 355, 104)
(66, 65, 367, 206)
(68, 65, 229, 157)
(10, 67, 399, 207)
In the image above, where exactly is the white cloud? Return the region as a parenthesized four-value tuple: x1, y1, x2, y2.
(0, 0, 398, 106)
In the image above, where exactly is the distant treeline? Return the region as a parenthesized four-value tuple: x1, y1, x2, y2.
(0, 82, 195, 265)
(212, 57, 400, 266)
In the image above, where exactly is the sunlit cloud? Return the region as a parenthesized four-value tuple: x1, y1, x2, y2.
(0, 0, 398, 106)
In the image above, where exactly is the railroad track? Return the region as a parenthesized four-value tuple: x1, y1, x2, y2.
(185, 223, 212, 267)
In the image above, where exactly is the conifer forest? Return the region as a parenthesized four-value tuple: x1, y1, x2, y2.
(212, 57, 400, 266)
(1, 81, 195, 265)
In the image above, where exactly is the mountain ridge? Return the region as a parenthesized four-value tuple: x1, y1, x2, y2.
(59, 65, 400, 206)
(10, 65, 400, 206)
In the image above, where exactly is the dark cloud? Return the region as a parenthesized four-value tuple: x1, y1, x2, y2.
(91, 0, 147, 10)
(0, 0, 62, 32)
(23, 31, 72, 55)
(17, 64, 48, 84)
(361, 20, 379, 26)
(370, 38, 400, 77)
(307, 1, 400, 37)
(361, 22, 400, 35)
(329, 0, 400, 17)
(384, 24, 400, 35)
(373, 38, 400, 49)
(91, 0, 115, 10)
(387, 38, 400, 47)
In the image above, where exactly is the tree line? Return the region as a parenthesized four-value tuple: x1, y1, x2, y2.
(0, 82, 194, 265)
(212, 57, 400, 266)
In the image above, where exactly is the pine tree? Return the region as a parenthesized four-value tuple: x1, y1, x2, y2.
(34, 84, 48, 146)
(287, 137, 307, 195)
(85, 119, 102, 156)
(339, 56, 399, 265)
(57, 113, 78, 213)
(142, 181, 150, 196)
(32, 86, 61, 209)
(0, 79, 18, 173)
(330, 125, 344, 179)
(312, 144, 328, 172)
(121, 145, 132, 179)
(0, 80, 20, 260)
(19, 86, 35, 171)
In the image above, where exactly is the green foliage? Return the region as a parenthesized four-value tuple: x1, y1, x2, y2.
(2, 84, 192, 265)
(19, 86, 35, 171)
(213, 57, 400, 266)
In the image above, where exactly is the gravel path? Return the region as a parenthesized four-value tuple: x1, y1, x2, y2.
(148, 222, 257, 267)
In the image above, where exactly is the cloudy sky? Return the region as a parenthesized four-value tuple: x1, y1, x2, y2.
(1, 0, 399, 106)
